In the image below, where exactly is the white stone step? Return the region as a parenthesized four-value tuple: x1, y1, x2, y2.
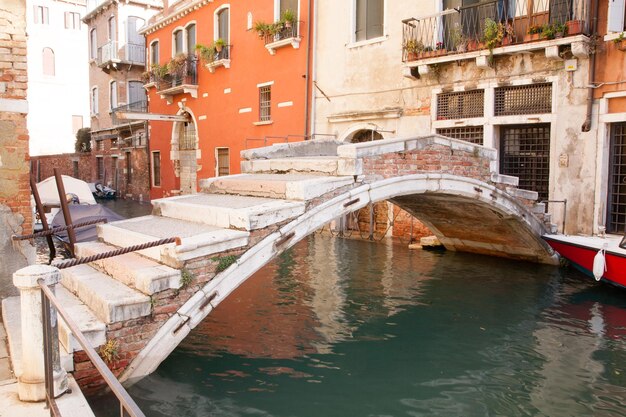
(56, 287, 106, 353)
(60, 265, 151, 324)
(98, 216, 249, 266)
(200, 173, 355, 201)
(2, 296, 75, 375)
(241, 156, 360, 176)
(152, 194, 305, 231)
(75, 241, 181, 295)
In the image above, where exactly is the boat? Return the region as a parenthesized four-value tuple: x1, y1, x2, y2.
(543, 233, 626, 288)
(89, 182, 117, 199)
(50, 204, 124, 243)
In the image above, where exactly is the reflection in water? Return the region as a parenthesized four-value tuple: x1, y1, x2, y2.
(90, 235, 626, 417)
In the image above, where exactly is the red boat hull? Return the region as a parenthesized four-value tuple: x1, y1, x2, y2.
(544, 237, 626, 288)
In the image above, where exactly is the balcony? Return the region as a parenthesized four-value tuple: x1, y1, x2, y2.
(111, 100, 148, 125)
(402, 0, 590, 72)
(155, 56, 198, 103)
(264, 21, 302, 55)
(97, 41, 146, 70)
(203, 45, 231, 73)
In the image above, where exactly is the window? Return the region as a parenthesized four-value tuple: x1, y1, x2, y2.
(607, 0, 626, 32)
(97, 157, 104, 181)
(111, 138, 118, 149)
(494, 84, 552, 116)
(173, 29, 183, 55)
(126, 152, 132, 185)
(65, 12, 81, 29)
(437, 126, 484, 145)
(150, 40, 159, 65)
(128, 81, 146, 106)
(152, 151, 161, 187)
(90, 29, 97, 60)
(42, 48, 55, 76)
(73, 161, 79, 178)
(216, 8, 229, 44)
(96, 139, 104, 151)
(279, 0, 299, 16)
(216, 148, 230, 176)
(259, 85, 271, 122)
(34, 5, 49, 24)
(607, 122, 626, 233)
(109, 81, 117, 111)
(72, 115, 83, 134)
(355, 0, 384, 42)
(127, 16, 145, 62)
(186, 24, 196, 55)
(108, 16, 116, 42)
(437, 90, 484, 120)
(91, 87, 98, 115)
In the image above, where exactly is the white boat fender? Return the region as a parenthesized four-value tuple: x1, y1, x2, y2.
(593, 245, 608, 281)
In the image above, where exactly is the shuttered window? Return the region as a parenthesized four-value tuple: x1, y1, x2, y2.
(355, 0, 384, 41)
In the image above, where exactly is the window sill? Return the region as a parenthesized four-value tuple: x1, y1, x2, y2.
(205, 59, 231, 73)
(604, 32, 624, 42)
(347, 35, 388, 49)
(253, 120, 273, 126)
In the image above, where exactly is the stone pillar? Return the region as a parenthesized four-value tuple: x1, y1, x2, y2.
(13, 265, 68, 402)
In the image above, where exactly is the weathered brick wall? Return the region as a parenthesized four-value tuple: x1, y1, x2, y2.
(31, 153, 93, 182)
(0, 1, 35, 298)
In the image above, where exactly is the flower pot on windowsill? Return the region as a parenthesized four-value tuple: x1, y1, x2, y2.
(566, 20, 584, 36)
(524, 33, 540, 42)
(466, 40, 483, 51)
(406, 52, 419, 61)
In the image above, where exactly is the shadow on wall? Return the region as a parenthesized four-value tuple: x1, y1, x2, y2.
(0, 206, 35, 300)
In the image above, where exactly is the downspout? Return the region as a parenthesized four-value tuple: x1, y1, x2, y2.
(303, 0, 313, 138)
(309, 0, 318, 138)
(581, 0, 599, 132)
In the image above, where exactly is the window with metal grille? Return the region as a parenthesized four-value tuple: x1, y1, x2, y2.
(500, 124, 551, 202)
(126, 151, 132, 185)
(96, 157, 104, 181)
(437, 126, 484, 145)
(216, 148, 230, 176)
(152, 151, 161, 187)
(494, 83, 552, 116)
(259, 85, 271, 122)
(437, 90, 484, 120)
(179, 120, 196, 150)
(608, 122, 626, 233)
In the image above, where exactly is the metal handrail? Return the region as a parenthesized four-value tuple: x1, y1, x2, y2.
(39, 281, 145, 417)
(11, 218, 108, 241)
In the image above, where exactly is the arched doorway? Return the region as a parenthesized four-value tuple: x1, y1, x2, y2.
(174, 115, 198, 194)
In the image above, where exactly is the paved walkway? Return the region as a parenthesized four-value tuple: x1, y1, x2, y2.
(0, 321, 95, 417)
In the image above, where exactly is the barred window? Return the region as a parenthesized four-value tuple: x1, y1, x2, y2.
(152, 151, 161, 187)
(437, 126, 484, 145)
(437, 90, 484, 120)
(259, 85, 271, 122)
(494, 83, 552, 116)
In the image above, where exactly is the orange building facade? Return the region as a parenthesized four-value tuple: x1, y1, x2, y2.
(141, 0, 312, 199)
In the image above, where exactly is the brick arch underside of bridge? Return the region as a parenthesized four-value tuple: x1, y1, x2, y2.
(121, 173, 558, 383)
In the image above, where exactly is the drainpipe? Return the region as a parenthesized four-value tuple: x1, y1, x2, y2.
(309, 0, 318, 139)
(303, 0, 313, 138)
(581, 0, 599, 132)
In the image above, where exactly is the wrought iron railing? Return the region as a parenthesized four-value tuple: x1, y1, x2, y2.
(402, 0, 589, 62)
(264, 20, 301, 45)
(111, 100, 148, 125)
(97, 41, 146, 66)
(156, 57, 198, 91)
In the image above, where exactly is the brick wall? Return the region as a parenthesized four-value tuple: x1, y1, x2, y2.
(31, 153, 93, 183)
(0, 0, 35, 298)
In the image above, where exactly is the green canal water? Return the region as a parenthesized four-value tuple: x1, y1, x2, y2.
(90, 233, 626, 417)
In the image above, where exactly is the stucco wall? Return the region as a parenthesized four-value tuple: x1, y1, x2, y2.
(0, 0, 35, 299)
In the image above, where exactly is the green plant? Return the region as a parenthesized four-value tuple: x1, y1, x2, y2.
(214, 38, 225, 51)
(196, 43, 217, 64)
(483, 18, 503, 53)
(613, 32, 625, 44)
(280, 8, 296, 27)
(150, 63, 168, 79)
(212, 255, 238, 272)
(541, 23, 556, 40)
(450, 23, 467, 52)
(99, 339, 120, 364)
(254, 21, 271, 37)
(403, 38, 424, 54)
(528, 24, 542, 35)
(167, 54, 187, 75)
(74, 127, 91, 152)
(554, 22, 567, 37)
(180, 268, 194, 288)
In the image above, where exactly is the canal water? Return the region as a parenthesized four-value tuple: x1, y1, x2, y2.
(87, 226, 626, 416)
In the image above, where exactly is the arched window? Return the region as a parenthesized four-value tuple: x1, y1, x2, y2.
(42, 47, 55, 76)
(185, 23, 196, 55)
(108, 16, 116, 42)
(90, 28, 97, 60)
(351, 129, 383, 143)
(216, 7, 229, 43)
(173, 28, 183, 55)
(150, 40, 159, 65)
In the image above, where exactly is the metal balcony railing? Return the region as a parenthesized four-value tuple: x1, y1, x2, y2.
(97, 41, 146, 66)
(156, 57, 198, 92)
(111, 100, 147, 125)
(264, 20, 301, 45)
(402, 0, 589, 62)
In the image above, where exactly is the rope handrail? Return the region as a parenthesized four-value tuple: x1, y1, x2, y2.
(11, 218, 108, 241)
(52, 237, 181, 269)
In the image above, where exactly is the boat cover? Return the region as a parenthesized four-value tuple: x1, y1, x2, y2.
(37, 175, 97, 206)
(51, 205, 124, 243)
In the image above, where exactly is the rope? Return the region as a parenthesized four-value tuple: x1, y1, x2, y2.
(52, 237, 181, 269)
(11, 218, 108, 241)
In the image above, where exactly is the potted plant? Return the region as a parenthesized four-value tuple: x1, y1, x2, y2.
(253, 21, 271, 38)
(214, 38, 225, 53)
(501, 22, 515, 45)
(566, 19, 584, 35)
(281, 8, 296, 29)
(554, 22, 567, 38)
(450, 23, 467, 53)
(150, 63, 168, 80)
(541, 23, 556, 40)
(525, 24, 542, 42)
(483, 18, 503, 60)
(168, 53, 187, 76)
(435, 41, 446, 55)
(195, 43, 217, 65)
(403, 38, 424, 61)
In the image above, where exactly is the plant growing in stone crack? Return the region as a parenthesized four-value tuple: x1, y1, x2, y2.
(180, 268, 194, 288)
(99, 339, 120, 364)
(212, 255, 238, 272)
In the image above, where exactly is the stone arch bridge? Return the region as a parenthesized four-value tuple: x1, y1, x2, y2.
(3, 135, 559, 391)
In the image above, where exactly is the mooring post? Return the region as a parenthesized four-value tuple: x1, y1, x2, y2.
(13, 265, 68, 402)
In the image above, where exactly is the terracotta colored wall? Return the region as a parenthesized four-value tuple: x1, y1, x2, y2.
(145, 0, 311, 198)
(593, 0, 626, 100)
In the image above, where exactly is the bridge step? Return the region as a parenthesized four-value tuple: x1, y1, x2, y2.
(199, 173, 355, 201)
(60, 265, 151, 324)
(98, 215, 249, 266)
(75, 241, 181, 295)
(241, 156, 360, 176)
(2, 296, 75, 374)
(151, 194, 305, 231)
(56, 286, 107, 353)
